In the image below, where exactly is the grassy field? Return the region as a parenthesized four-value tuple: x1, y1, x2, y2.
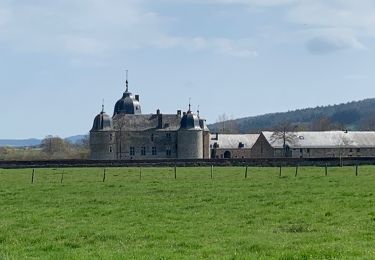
(1, 166, 375, 259)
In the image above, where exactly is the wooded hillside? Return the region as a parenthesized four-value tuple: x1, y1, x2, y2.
(209, 98, 375, 133)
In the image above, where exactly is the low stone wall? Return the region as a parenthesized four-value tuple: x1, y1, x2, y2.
(1, 157, 375, 169)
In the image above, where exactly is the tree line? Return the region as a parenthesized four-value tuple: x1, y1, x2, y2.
(211, 98, 375, 134)
(0, 135, 90, 161)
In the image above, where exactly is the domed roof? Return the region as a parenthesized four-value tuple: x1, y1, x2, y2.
(113, 80, 142, 116)
(91, 107, 113, 131)
(180, 107, 202, 130)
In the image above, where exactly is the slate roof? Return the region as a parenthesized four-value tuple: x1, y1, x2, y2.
(91, 111, 113, 131)
(113, 91, 142, 116)
(113, 114, 181, 131)
(178, 109, 201, 130)
(210, 134, 260, 149)
(262, 131, 375, 149)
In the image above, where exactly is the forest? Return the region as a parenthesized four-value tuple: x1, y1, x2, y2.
(210, 98, 375, 133)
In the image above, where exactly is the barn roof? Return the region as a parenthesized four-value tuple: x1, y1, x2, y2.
(210, 134, 260, 149)
(262, 131, 375, 149)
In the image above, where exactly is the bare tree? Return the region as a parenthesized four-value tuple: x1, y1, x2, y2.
(216, 113, 239, 134)
(270, 123, 298, 157)
(41, 135, 70, 159)
(77, 134, 90, 149)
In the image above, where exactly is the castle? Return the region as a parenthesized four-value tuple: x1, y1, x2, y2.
(89, 79, 210, 160)
(90, 79, 375, 160)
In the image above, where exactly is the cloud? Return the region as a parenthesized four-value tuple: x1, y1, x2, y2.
(177, 0, 375, 54)
(210, 38, 258, 57)
(174, 0, 298, 7)
(151, 35, 257, 58)
(305, 30, 366, 55)
(0, 1, 162, 55)
(3, 0, 374, 59)
(286, 1, 375, 54)
(0, 0, 258, 60)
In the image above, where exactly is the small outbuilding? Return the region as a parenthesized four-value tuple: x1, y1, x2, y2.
(210, 134, 260, 159)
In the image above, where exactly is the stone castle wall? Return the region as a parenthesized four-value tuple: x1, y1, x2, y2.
(178, 130, 203, 159)
(90, 131, 117, 160)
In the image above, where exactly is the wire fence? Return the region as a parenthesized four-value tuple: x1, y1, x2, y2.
(0, 165, 372, 185)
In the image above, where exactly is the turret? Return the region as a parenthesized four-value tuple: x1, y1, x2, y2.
(177, 103, 203, 159)
(90, 105, 116, 160)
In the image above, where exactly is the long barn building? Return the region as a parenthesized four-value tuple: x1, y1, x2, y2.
(210, 131, 375, 159)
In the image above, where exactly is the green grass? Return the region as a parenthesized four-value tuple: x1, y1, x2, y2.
(1, 166, 375, 259)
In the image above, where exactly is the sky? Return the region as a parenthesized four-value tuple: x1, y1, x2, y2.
(1, 0, 375, 139)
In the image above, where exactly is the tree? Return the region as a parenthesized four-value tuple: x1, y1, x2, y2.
(270, 123, 298, 157)
(361, 115, 375, 130)
(310, 117, 337, 131)
(41, 135, 70, 159)
(215, 113, 239, 134)
(331, 109, 361, 125)
(76, 134, 89, 149)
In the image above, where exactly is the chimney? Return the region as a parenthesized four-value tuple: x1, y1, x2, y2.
(216, 133, 219, 140)
(157, 109, 160, 115)
(183, 112, 186, 116)
(177, 110, 182, 117)
(157, 112, 162, 128)
(135, 95, 139, 101)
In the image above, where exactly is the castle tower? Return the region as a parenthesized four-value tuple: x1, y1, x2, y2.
(177, 104, 203, 159)
(90, 105, 116, 160)
(113, 73, 142, 116)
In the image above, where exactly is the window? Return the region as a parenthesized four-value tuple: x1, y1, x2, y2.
(306, 149, 310, 153)
(151, 134, 154, 142)
(357, 148, 361, 153)
(166, 146, 171, 156)
(300, 148, 303, 153)
(166, 133, 171, 141)
(109, 146, 112, 153)
(109, 133, 113, 141)
(141, 147, 146, 156)
(152, 147, 157, 155)
(130, 147, 135, 156)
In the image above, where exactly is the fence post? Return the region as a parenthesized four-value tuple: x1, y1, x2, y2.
(174, 166, 177, 179)
(295, 165, 298, 177)
(211, 165, 213, 179)
(355, 164, 359, 176)
(139, 167, 142, 180)
(61, 169, 64, 184)
(31, 169, 35, 184)
(103, 168, 106, 182)
(245, 165, 248, 179)
(279, 165, 282, 177)
(325, 164, 328, 176)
